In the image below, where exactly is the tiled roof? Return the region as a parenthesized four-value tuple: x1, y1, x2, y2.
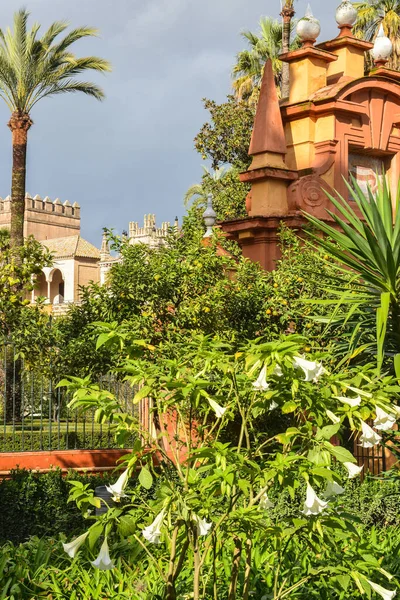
(41, 235, 100, 259)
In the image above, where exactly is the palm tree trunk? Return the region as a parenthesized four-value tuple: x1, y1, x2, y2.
(8, 112, 32, 249)
(280, 6, 295, 99)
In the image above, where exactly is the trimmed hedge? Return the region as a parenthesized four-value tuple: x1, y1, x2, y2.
(0, 430, 135, 451)
(0, 468, 119, 544)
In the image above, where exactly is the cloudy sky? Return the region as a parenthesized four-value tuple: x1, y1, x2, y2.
(0, 0, 339, 245)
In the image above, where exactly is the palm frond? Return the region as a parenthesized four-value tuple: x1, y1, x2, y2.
(0, 9, 110, 113)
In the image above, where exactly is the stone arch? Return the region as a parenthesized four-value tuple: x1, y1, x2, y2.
(34, 271, 48, 300)
(48, 268, 65, 304)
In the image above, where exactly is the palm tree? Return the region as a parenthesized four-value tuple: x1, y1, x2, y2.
(354, 0, 400, 69)
(232, 18, 284, 103)
(184, 167, 228, 209)
(232, 17, 298, 104)
(280, 0, 296, 98)
(0, 9, 111, 249)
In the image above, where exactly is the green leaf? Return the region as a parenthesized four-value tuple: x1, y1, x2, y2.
(138, 466, 153, 490)
(88, 523, 103, 550)
(394, 354, 400, 380)
(316, 424, 340, 440)
(324, 442, 356, 464)
(282, 401, 297, 414)
(133, 386, 152, 404)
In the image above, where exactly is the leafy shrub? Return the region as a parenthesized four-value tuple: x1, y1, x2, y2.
(0, 468, 121, 544)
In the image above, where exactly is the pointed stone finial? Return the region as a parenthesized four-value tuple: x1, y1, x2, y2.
(100, 228, 111, 261)
(63, 200, 71, 206)
(296, 5, 321, 47)
(203, 194, 217, 238)
(248, 60, 287, 158)
(72, 201, 80, 208)
(372, 24, 393, 66)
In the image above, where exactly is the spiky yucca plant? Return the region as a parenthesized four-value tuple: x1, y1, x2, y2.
(305, 177, 400, 374)
(0, 9, 111, 248)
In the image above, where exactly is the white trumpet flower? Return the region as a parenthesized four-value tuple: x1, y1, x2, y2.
(374, 407, 396, 431)
(343, 462, 363, 479)
(274, 364, 283, 377)
(106, 468, 130, 502)
(326, 410, 340, 424)
(91, 537, 115, 570)
(193, 514, 212, 536)
(367, 580, 397, 600)
(268, 400, 278, 411)
(336, 395, 361, 408)
(252, 366, 270, 391)
(142, 508, 166, 544)
(302, 483, 328, 516)
(359, 420, 382, 448)
(323, 481, 345, 498)
(259, 492, 274, 510)
(62, 531, 89, 559)
(208, 398, 227, 419)
(293, 356, 325, 383)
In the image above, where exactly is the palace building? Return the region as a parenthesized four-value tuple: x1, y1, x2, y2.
(221, 2, 400, 271)
(0, 192, 175, 308)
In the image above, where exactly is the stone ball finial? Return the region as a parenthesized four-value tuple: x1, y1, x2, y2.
(336, 1, 358, 28)
(372, 24, 393, 66)
(296, 4, 321, 47)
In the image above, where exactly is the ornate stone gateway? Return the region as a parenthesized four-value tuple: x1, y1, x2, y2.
(221, 4, 400, 270)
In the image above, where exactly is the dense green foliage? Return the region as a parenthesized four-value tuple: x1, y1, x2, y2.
(53, 226, 344, 378)
(57, 331, 400, 599)
(0, 469, 118, 544)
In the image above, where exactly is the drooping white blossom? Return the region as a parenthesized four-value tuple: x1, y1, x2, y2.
(208, 398, 227, 419)
(367, 580, 397, 600)
(106, 468, 130, 502)
(252, 366, 270, 391)
(302, 483, 329, 516)
(142, 508, 166, 544)
(62, 531, 89, 559)
(193, 514, 212, 536)
(323, 481, 345, 498)
(274, 364, 283, 377)
(268, 400, 278, 411)
(343, 462, 363, 479)
(359, 420, 382, 448)
(293, 356, 325, 383)
(336, 395, 361, 408)
(326, 410, 340, 424)
(259, 491, 274, 510)
(91, 537, 115, 570)
(374, 407, 396, 431)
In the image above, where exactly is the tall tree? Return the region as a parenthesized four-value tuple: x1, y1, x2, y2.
(280, 0, 296, 98)
(232, 17, 284, 103)
(0, 9, 111, 249)
(354, 0, 400, 69)
(232, 16, 298, 103)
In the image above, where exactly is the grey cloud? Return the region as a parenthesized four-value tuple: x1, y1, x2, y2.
(0, 0, 339, 245)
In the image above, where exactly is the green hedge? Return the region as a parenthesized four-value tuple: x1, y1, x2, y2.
(0, 430, 135, 451)
(0, 468, 121, 544)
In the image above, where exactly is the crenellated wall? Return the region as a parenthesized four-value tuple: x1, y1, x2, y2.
(129, 214, 172, 248)
(0, 193, 81, 240)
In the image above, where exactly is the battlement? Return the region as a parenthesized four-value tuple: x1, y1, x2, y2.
(0, 194, 81, 218)
(0, 193, 81, 241)
(129, 214, 171, 242)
